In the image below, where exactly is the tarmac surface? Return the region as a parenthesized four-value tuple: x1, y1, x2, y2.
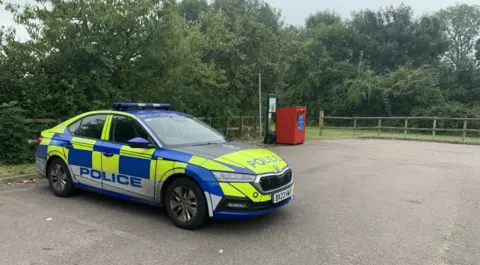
(1, 139, 480, 265)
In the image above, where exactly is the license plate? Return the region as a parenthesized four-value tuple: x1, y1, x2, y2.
(272, 188, 292, 204)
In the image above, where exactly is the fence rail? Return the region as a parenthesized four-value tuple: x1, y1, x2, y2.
(24, 116, 267, 143)
(318, 111, 480, 142)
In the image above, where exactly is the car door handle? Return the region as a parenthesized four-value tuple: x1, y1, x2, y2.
(103, 152, 113, 157)
(65, 143, 73, 149)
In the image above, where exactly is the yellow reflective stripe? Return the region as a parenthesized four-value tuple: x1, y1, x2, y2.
(215, 149, 287, 174)
(102, 154, 120, 174)
(157, 160, 175, 181)
(92, 151, 102, 170)
(202, 160, 234, 172)
(119, 145, 155, 159)
(229, 183, 273, 202)
(230, 183, 262, 202)
(40, 138, 52, 145)
(219, 183, 246, 197)
(260, 194, 272, 202)
(161, 170, 176, 182)
(188, 156, 234, 172)
(101, 115, 112, 140)
(60, 111, 136, 128)
(71, 137, 96, 151)
(47, 145, 68, 163)
(149, 160, 157, 180)
(47, 145, 62, 153)
(41, 131, 55, 139)
(51, 124, 66, 134)
(173, 162, 187, 174)
(174, 162, 187, 168)
(188, 156, 208, 166)
(214, 157, 247, 168)
(71, 137, 96, 145)
(174, 168, 186, 174)
(63, 146, 70, 161)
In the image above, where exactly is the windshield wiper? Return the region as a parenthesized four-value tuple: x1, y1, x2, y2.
(192, 142, 216, 147)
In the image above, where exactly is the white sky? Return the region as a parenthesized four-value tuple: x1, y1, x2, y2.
(268, 0, 480, 25)
(1, 0, 480, 40)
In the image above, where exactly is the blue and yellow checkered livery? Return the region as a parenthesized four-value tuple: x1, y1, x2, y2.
(35, 104, 294, 220)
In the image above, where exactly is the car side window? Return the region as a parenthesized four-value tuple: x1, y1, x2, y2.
(69, 114, 108, 139)
(67, 119, 81, 135)
(110, 115, 151, 145)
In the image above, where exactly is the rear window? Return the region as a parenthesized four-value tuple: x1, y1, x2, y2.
(68, 114, 108, 139)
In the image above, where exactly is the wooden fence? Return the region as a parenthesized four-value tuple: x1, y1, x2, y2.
(25, 118, 61, 143)
(25, 113, 480, 143)
(318, 111, 480, 143)
(25, 116, 265, 143)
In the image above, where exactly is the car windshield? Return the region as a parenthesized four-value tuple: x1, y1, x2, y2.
(142, 116, 227, 147)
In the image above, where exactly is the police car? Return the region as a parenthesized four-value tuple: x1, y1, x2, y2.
(35, 103, 294, 229)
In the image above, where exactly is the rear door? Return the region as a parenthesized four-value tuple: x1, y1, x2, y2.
(66, 114, 109, 189)
(99, 114, 157, 201)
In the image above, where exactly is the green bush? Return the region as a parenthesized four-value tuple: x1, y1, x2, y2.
(0, 101, 32, 165)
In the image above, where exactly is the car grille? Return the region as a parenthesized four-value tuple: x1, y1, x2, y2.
(259, 169, 292, 191)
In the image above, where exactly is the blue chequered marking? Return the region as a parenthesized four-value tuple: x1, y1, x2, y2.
(154, 149, 192, 163)
(215, 161, 255, 174)
(200, 181, 224, 197)
(119, 156, 150, 179)
(53, 132, 72, 141)
(93, 142, 122, 154)
(68, 149, 93, 168)
(185, 164, 216, 182)
(35, 145, 48, 160)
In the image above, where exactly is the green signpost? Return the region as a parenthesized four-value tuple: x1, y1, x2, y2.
(263, 92, 277, 144)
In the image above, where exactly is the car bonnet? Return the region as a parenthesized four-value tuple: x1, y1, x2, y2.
(171, 141, 288, 175)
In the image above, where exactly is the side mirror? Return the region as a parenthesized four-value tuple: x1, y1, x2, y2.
(128, 137, 155, 149)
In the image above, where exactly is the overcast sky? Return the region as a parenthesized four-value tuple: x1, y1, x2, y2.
(268, 0, 480, 25)
(1, 0, 479, 40)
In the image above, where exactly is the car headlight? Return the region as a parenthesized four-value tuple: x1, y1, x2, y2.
(212, 171, 256, 182)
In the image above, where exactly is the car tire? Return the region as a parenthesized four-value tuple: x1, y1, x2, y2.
(164, 178, 207, 230)
(47, 158, 75, 197)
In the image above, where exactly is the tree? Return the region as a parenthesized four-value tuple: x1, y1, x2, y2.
(350, 4, 448, 73)
(4, 0, 224, 117)
(437, 4, 480, 68)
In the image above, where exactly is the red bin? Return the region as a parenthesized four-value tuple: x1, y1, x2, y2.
(276, 106, 306, 144)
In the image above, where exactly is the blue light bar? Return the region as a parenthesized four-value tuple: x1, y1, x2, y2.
(112, 102, 170, 110)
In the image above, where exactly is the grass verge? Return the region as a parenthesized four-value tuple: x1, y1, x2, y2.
(308, 127, 480, 143)
(0, 163, 36, 178)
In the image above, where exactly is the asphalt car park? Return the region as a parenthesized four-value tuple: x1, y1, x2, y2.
(2, 139, 480, 265)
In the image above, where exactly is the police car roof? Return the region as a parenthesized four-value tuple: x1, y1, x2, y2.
(122, 109, 192, 118)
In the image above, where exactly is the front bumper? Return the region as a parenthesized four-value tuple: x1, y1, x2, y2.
(207, 181, 295, 219)
(212, 194, 294, 219)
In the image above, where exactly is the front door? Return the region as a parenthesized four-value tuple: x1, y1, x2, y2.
(99, 114, 157, 201)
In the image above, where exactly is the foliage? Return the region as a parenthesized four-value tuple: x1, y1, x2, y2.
(0, 102, 31, 164)
(436, 3, 480, 68)
(1, 0, 480, 163)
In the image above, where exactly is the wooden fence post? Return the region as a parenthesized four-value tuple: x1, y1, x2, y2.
(353, 117, 357, 137)
(377, 119, 382, 137)
(404, 119, 408, 137)
(463, 119, 467, 143)
(432, 118, 437, 140)
(319, 111, 324, 136)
